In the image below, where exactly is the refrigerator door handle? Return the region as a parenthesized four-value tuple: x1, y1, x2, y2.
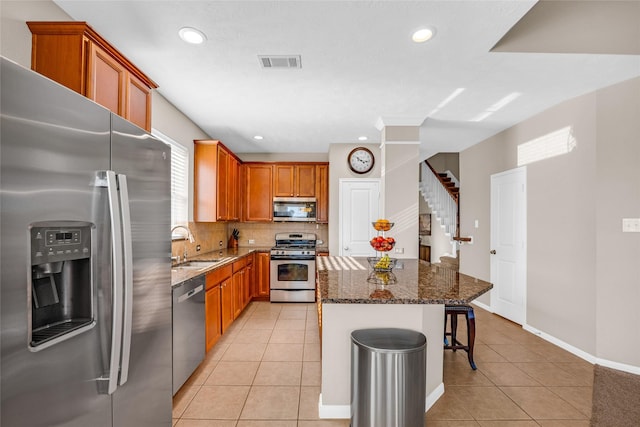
(117, 174, 133, 386)
(106, 171, 124, 395)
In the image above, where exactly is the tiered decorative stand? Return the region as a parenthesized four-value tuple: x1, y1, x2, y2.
(367, 220, 398, 291)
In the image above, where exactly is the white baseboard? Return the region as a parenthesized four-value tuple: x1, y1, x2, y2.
(471, 300, 492, 313)
(318, 383, 445, 420)
(317, 395, 349, 419)
(523, 323, 640, 375)
(425, 382, 445, 411)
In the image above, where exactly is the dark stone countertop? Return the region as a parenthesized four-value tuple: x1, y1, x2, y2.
(171, 247, 271, 287)
(317, 256, 492, 304)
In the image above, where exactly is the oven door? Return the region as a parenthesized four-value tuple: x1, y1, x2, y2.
(270, 258, 315, 290)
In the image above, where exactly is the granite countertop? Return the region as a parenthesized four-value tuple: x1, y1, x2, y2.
(317, 256, 492, 304)
(171, 247, 271, 287)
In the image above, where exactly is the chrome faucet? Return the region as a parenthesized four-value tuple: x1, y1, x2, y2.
(171, 225, 195, 242)
(171, 225, 194, 263)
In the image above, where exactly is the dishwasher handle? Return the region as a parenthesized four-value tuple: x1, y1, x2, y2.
(176, 284, 204, 304)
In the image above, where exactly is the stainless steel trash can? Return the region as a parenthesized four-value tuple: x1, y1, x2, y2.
(351, 328, 427, 427)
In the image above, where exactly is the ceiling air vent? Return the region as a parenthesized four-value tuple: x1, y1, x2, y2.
(258, 55, 301, 69)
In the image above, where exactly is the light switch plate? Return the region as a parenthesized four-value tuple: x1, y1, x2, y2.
(622, 218, 640, 232)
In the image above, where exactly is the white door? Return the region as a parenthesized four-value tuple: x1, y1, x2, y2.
(490, 167, 527, 325)
(339, 179, 380, 256)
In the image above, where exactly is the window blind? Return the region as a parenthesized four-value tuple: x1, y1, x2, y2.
(152, 129, 189, 229)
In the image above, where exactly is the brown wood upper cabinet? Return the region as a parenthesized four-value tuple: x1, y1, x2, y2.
(274, 164, 316, 197)
(194, 140, 241, 222)
(242, 163, 273, 222)
(315, 164, 329, 223)
(27, 22, 157, 131)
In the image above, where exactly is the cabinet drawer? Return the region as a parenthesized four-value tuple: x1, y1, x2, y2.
(233, 257, 247, 272)
(206, 264, 232, 290)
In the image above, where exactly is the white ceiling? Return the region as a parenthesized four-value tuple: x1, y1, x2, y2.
(54, 0, 640, 159)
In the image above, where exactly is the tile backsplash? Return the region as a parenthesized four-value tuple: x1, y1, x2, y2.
(171, 221, 328, 261)
(227, 222, 328, 248)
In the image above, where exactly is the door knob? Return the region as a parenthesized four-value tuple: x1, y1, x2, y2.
(490, 250, 496, 255)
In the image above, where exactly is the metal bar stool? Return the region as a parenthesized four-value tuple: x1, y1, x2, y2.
(444, 305, 477, 370)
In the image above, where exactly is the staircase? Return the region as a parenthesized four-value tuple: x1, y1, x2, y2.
(419, 161, 470, 261)
(419, 161, 459, 239)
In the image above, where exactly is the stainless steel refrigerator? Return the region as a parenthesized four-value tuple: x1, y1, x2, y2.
(0, 57, 172, 426)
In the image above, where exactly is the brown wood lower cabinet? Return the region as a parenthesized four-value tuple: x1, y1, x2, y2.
(204, 252, 269, 353)
(254, 252, 270, 300)
(220, 277, 234, 333)
(232, 257, 248, 319)
(245, 254, 254, 307)
(205, 264, 232, 351)
(205, 285, 221, 352)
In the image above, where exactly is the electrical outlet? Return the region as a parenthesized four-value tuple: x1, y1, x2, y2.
(395, 248, 404, 254)
(622, 218, 640, 232)
(248, 239, 255, 245)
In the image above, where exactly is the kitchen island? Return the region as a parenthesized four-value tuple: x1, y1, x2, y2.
(316, 256, 492, 418)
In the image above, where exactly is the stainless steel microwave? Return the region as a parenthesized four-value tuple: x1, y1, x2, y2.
(273, 197, 317, 222)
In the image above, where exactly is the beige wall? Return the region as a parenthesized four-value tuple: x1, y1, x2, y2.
(427, 152, 460, 180)
(381, 142, 419, 258)
(594, 78, 640, 366)
(328, 143, 382, 255)
(1, 1, 71, 67)
(460, 76, 640, 368)
(152, 95, 210, 222)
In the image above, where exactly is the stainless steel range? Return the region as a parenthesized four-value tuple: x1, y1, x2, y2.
(270, 232, 317, 302)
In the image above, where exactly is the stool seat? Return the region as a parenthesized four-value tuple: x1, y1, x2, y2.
(444, 304, 477, 370)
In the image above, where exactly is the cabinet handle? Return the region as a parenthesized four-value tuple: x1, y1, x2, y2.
(490, 250, 496, 255)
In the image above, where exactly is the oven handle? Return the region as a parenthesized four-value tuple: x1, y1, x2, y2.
(270, 255, 316, 261)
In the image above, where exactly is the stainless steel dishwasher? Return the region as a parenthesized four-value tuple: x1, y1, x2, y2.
(172, 275, 205, 395)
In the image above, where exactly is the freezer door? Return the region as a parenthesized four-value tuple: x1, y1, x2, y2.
(110, 115, 172, 426)
(1, 58, 112, 426)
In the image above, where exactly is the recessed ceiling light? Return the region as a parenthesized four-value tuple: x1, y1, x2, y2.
(358, 136, 368, 141)
(253, 135, 264, 140)
(178, 27, 207, 44)
(412, 27, 436, 43)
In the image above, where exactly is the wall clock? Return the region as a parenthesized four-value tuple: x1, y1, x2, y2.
(347, 147, 375, 174)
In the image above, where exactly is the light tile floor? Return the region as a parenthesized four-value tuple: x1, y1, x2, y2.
(173, 302, 593, 426)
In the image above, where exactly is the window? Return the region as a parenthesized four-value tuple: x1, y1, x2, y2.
(152, 129, 189, 230)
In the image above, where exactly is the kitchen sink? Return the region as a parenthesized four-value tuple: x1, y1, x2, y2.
(179, 261, 219, 268)
(171, 257, 234, 272)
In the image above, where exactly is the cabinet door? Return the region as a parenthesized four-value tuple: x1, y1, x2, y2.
(296, 164, 316, 197)
(232, 269, 244, 319)
(256, 252, 271, 298)
(246, 255, 254, 305)
(274, 165, 295, 197)
(126, 73, 151, 130)
(228, 156, 240, 221)
(315, 164, 329, 223)
(216, 147, 229, 220)
(88, 42, 125, 116)
(244, 164, 273, 221)
(220, 278, 234, 333)
(194, 142, 218, 222)
(205, 285, 221, 352)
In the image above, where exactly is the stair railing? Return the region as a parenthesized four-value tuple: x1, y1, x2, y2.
(420, 161, 472, 244)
